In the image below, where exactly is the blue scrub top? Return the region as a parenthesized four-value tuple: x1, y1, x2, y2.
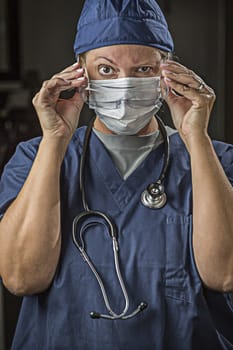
(0, 127, 233, 350)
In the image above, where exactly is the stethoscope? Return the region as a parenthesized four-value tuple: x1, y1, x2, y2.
(72, 115, 170, 320)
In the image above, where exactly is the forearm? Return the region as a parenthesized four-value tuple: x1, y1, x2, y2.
(188, 133, 233, 291)
(0, 138, 68, 295)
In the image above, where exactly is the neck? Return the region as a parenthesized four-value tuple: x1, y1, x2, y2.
(93, 116, 159, 136)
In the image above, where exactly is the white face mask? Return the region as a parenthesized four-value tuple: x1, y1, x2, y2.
(86, 77, 164, 135)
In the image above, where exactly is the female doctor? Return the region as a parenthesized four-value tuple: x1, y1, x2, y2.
(0, 0, 233, 349)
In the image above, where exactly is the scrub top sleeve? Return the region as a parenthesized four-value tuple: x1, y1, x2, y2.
(215, 141, 233, 186)
(0, 138, 40, 220)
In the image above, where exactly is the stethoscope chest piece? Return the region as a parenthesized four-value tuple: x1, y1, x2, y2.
(140, 115, 170, 210)
(141, 183, 167, 209)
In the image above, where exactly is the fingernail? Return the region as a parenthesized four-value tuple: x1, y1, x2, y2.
(76, 68, 84, 73)
(77, 76, 85, 81)
(72, 62, 79, 66)
(63, 79, 72, 84)
(162, 69, 173, 74)
(164, 77, 172, 82)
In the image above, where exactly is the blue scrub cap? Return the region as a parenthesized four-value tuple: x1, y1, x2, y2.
(74, 0, 174, 56)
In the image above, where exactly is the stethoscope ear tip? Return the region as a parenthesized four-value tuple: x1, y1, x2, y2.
(139, 302, 148, 311)
(90, 311, 101, 319)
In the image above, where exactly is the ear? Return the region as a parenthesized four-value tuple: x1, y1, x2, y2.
(78, 54, 86, 68)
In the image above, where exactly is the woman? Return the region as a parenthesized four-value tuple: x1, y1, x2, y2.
(0, 0, 233, 349)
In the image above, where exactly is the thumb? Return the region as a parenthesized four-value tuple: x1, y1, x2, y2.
(164, 88, 182, 108)
(70, 89, 85, 112)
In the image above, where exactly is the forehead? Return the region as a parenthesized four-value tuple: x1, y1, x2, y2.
(85, 44, 162, 64)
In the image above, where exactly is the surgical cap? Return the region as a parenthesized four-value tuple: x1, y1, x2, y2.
(74, 0, 174, 56)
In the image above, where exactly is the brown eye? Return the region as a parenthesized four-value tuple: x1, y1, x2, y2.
(99, 65, 114, 75)
(137, 66, 153, 73)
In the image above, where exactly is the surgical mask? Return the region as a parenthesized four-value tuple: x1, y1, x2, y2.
(86, 77, 164, 135)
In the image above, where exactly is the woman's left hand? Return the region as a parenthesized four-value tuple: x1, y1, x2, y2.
(161, 60, 216, 148)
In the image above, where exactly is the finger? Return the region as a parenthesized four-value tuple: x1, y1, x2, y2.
(44, 78, 73, 95)
(60, 61, 80, 74)
(69, 89, 85, 108)
(52, 67, 85, 82)
(161, 60, 215, 93)
(161, 60, 190, 74)
(33, 78, 72, 108)
(164, 77, 215, 106)
(162, 70, 211, 92)
(43, 73, 87, 98)
(161, 60, 208, 89)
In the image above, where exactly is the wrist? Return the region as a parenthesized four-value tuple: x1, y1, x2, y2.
(40, 136, 70, 163)
(182, 130, 212, 154)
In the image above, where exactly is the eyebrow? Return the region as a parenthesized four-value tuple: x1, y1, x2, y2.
(95, 56, 117, 64)
(94, 56, 161, 66)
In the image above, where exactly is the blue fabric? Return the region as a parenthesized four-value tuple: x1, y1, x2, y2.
(0, 128, 233, 349)
(74, 0, 174, 56)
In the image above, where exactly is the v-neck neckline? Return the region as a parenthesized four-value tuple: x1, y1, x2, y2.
(93, 128, 161, 180)
(77, 127, 168, 211)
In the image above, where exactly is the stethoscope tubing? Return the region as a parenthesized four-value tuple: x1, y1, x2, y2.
(72, 115, 169, 320)
(72, 210, 130, 319)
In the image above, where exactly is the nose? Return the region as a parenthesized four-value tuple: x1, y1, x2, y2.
(117, 69, 131, 78)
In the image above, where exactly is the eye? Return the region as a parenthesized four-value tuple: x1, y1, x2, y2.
(98, 65, 115, 76)
(137, 66, 153, 73)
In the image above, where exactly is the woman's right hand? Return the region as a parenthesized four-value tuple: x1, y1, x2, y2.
(33, 62, 87, 142)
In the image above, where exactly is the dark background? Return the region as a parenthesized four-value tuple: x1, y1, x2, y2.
(0, 0, 232, 349)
